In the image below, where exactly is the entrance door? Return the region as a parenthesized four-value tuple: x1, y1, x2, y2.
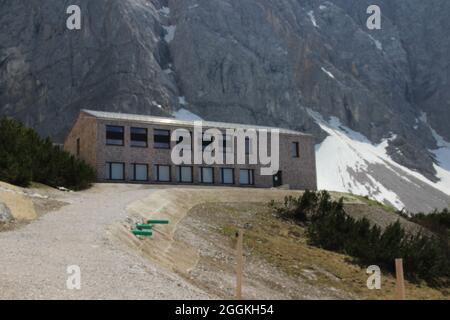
(273, 171, 283, 187)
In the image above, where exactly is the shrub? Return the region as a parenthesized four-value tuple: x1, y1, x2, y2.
(0, 117, 95, 190)
(270, 190, 318, 223)
(270, 190, 450, 285)
(409, 209, 450, 237)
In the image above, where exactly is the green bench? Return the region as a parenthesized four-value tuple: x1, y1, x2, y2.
(147, 220, 169, 225)
(132, 230, 153, 237)
(131, 220, 169, 238)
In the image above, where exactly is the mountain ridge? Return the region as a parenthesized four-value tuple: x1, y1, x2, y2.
(1, 0, 450, 211)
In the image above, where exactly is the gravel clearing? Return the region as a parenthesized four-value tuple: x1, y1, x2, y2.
(0, 183, 212, 300)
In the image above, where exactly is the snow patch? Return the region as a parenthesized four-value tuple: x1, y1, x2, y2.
(310, 110, 404, 208)
(431, 127, 450, 172)
(308, 109, 450, 209)
(308, 11, 318, 28)
(368, 35, 383, 51)
(418, 111, 450, 191)
(172, 108, 203, 121)
(321, 67, 335, 79)
(178, 96, 187, 105)
(163, 25, 176, 43)
(428, 120, 450, 191)
(151, 101, 163, 109)
(419, 111, 428, 123)
(159, 6, 170, 16)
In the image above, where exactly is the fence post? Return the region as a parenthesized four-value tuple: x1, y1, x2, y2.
(236, 229, 244, 300)
(395, 258, 406, 300)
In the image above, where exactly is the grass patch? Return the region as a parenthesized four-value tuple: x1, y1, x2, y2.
(190, 202, 447, 300)
(355, 195, 397, 213)
(221, 225, 238, 238)
(29, 182, 53, 189)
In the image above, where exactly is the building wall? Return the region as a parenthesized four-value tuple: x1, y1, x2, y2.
(279, 133, 317, 190)
(66, 113, 317, 190)
(63, 113, 98, 169)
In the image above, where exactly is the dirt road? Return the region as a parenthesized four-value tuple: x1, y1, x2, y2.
(0, 184, 212, 299)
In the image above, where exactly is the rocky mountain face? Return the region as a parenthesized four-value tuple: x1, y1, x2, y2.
(0, 0, 177, 140)
(1, 0, 449, 211)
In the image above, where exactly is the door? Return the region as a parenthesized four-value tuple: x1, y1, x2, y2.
(273, 171, 283, 187)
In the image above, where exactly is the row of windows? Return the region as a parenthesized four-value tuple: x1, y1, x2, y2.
(105, 162, 255, 185)
(106, 125, 301, 158)
(106, 125, 246, 151)
(106, 126, 152, 147)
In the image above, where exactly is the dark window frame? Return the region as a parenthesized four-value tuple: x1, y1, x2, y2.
(106, 125, 125, 146)
(154, 129, 171, 149)
(245, 137, 251, 155)
(106, 162, 125, 181)
(130, 127, 148, 148)
(220, 168, 235, 185)
(222, 134, 228, 151)
(200, 167, 215, 184)
(291, 141, 300, 158)
(131, 163, 149, 182)
(177, 166, 194, 183)
(154, 164, 171, 182)
(76, 138, 80, 157)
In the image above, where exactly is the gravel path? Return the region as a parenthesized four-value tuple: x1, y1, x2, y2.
(0, 184, 212, 300)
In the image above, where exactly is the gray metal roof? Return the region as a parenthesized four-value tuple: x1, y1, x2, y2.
(82, 109, 309, 136)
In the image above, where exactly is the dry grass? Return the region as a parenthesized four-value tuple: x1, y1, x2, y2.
(117, 187, 448, 299)
(194, 202, 449, 300)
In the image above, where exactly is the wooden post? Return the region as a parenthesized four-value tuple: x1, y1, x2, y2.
(395, 258, 406, 300)
(235, 229, 244, 300)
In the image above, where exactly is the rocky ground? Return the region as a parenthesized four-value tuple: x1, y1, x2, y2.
(114, 187, 449, 300)
(0, 183, 212, 299)
(1, 183, 447, 299)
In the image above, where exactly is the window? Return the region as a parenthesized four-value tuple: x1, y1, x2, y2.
(177, 166, 193, 183)
(76, 138, 80, 156)
(131, 127, 148, 147)
(154, 129, 171, 149)
(106, 162, 125, 181)
(200, 167, 214, 184)
(291, 142, 300, 158)
(222, 134, 229, 151)
(106, 125, 124, 146)
(221, 168, 234, 184)
(131, 164, 148, 181)
(239, 169, 254, 185)
(245, 137, 252, 155)
(154, 165, 171, 182)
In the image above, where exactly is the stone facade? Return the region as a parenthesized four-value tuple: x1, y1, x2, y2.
(64, 110, 317, 190)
